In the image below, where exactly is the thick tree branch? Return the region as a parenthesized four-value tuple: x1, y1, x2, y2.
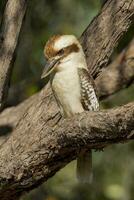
(0, 0, 27, 110)
(0, 95, 133, 199)
(80, 0, 134, 78)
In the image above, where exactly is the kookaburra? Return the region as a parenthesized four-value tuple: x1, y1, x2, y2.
(41, 35, 99, 183)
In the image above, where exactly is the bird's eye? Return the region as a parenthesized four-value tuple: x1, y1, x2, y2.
(58, 49, 64, 55)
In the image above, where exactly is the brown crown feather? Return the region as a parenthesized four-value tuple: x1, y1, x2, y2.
(44, 35, 80, 60)
(44, 35, 62, 59)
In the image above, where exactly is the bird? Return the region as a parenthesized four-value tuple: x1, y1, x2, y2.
(41, 34, 99, 183)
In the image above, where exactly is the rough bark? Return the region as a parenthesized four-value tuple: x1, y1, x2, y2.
(96, 38, 134, 99)
(80, 0, 134, 78)
(0, 0, 133, 199)
(0, 95, 133, 199)
(0, 0, 27, 111)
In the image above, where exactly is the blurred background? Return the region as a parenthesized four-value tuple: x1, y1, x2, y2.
(0, 0, 134, 200)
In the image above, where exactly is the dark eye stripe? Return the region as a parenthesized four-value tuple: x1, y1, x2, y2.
(57, 49, 64, 55)
(45, 42, 79, 59)
(64, 43, 79, 54)
(57, 43, 79, 57)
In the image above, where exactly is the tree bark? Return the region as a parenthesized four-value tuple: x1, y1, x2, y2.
(96, 38, 134, 99)
(80, 0, 134, 78)
(0, 98, 133, 199)
(0, 0, 27, 111)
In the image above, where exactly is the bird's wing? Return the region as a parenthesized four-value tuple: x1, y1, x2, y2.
(78, 68, 99, 111)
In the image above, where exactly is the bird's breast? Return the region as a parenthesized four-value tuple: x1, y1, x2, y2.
(51, 68, 84, 117)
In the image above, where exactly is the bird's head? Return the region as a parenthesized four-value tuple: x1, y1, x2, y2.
(41, 34, 86, 78)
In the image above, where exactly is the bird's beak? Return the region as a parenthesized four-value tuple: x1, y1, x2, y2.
(41, 58, 60, 79)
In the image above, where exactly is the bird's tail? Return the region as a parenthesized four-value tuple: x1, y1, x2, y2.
(76, 150, 92, 183)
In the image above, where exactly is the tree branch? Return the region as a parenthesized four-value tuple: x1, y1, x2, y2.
(0, 0, 27, 111)
(96, 38, 134, 99)
(80, 0, 134, 78)
(0, 96, 133, 199)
